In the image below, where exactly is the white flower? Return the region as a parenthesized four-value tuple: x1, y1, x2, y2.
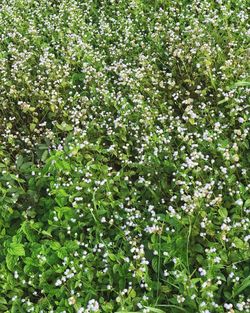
(163, 269, 169, 277)
(224, 303, 233, 310)
(235, 199, 243, 206)
(198, 267, 207, 276)
(87, 299, 99, 312)
(214, 256, 221, 263)
(68, 296, 76, 305)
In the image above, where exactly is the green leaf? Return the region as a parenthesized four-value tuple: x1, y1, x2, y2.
(55, 190, 68, 207)
(151, 257, 158, 273)
(56, 122, 73, 132)
(188, 118, 195, 125)
(55, 197, 67, 208)
(87, 270, 94, 282)
(113, 264, 121, 274)
(41, 150, 48, 162)
(30, 123, 36, 131)
(129, 289, 136, 298)
(218, 98, 229, 104)
(41, 230, 53, 238)
(0, 297, 8, 304)
(234, 276, 250, 297)
(153, 305, 186, 312)
(8, 243, 25, 256)
(161, 285, 171, 293)
(234, 81, 250, 87)
(116, 311, 139, 313)
(145, 307, 165, 313)
(244, 199, 250, 207)
(55, 206, 72, 218)
(16, 155, 23, 169)
(0, 304, 8, 311)
(22, 222, 36, 242)
(0, 297, 7, 305)
(71, 72, 85, 83)
(233, 238, 245, 249)
(6, 254, 18, 271)
(57, 247, 68, 259)
(20, 162, 33, 172)
(218, 208, 228, 218)
(50, 241, 61, 250)
(109, 253, 117, 261)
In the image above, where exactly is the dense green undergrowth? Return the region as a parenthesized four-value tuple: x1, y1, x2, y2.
(0, 0, 250, 312)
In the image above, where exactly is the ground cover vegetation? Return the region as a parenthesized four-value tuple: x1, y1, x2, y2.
(0, 0, 250, 312)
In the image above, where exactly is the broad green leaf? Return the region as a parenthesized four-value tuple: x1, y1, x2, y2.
(0, 297, 7, 304)
(6, 254, 18, 271)
(244, 199, 250, 207)
(16, 155, 23, 169)
(108, 253, 117, 261)
(56, 122, 73, 132)
(41, 150, 48, 162)
(50, 241, 61, 250)
(218, 208, 228, 218)
(129, 289, 136, 298)
(22, 222, 36, 242)
(152, 257, 158, 273)
(30, 123, 36, 131)
(8, 243, 25, 256)
(233, 238, 245, 249)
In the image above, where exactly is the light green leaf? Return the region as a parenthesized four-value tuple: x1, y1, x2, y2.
(0, 297, 7, 305)
(218, 208, 228, 218)
(6, 254, 18, 271)
(16, 155, 23, 169)
(152, 257, 158, 273)
(56, 122, 73, 132)
(145, 307, 165, 313)
(244, 199, 250, 207)
(8, 243, 25, 256)
(233, 238, 245, 249)
(234, 276, 250, 297)
(50, 241, 61, 250)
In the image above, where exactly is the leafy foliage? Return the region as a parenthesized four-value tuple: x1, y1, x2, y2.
(0, 0, 250, 312)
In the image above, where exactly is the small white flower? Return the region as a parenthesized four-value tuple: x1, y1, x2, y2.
(68, 296, 76, 305)
(163, 269, 169, 277)
(235, 199, 243, 206)
(224, 303, 233, 310)
(198, 267, 207, 276)
(87, 299, 99, 312)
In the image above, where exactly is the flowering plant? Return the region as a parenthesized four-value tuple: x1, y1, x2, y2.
(0, 0, 249, 312)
